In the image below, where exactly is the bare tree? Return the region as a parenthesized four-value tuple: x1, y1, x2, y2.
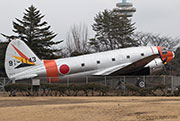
(134, 32, 180, 51)
(66, 24, 89, 56)
(133, 32, 180, 75)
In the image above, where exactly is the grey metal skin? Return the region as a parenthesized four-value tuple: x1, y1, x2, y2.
(11, 46, 160, 81)
(55, 46, 161, 81)
(5, 39, 174, 83)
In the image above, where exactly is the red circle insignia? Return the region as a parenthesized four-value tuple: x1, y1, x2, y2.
(59, 64, 70, 75)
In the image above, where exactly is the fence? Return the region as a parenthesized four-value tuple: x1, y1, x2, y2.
(1, 75, 180, 94)
(0, 78, 11, 92)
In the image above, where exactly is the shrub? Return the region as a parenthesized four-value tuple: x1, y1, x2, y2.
(174, 85, 180, 96)
(4, 84, 32, 96)
(126, 84, 140, 96)
(151, 84, 166, 96)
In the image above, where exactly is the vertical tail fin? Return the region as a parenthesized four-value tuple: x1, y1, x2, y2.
(5, 39, 42, 79)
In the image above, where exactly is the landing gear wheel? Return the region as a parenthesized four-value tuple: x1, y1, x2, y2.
(136, 80, 146, 88)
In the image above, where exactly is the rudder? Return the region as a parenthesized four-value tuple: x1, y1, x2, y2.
(5, 39, 42, 79)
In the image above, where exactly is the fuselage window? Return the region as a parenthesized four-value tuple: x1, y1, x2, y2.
(112, 58, 116, 61)
(97, 60, 100, 64)
(141, 53, 144, 56)
(127, 55, 130, 59)
(162, 52, 167, 55)
(81, 63, 85, 67)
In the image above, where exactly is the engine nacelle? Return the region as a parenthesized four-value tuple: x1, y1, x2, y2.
(145, 58, 164, 75)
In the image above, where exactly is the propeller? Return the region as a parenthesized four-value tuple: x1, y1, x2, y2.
(162, 57, 168, 64)
(158, 50, 168, 74)
(158, 51, 168, 64)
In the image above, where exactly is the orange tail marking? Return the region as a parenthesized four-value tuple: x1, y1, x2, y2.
(11, 44, 29, 60)
(43, 60, 59, 82)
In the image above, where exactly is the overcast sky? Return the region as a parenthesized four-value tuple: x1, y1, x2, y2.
(0, 0, 180, 43)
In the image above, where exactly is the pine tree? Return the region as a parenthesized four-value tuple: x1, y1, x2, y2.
(89, 9, 139, 52)
(0, 40, 9, 76)
(2, 5, 62, 59)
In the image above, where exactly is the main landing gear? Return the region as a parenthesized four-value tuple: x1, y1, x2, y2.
(136, 79, 146, 88)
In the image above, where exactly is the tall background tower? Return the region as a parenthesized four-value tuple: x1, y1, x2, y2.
(114, 0, 136, 17)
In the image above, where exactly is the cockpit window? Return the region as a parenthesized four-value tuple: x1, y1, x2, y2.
(161, 48, 168, 55)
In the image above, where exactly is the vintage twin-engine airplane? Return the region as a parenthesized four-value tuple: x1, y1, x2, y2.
(5, 39, 174, 86)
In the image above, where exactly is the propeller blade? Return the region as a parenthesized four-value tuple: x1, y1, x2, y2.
(163, 57, 168, 64)
(158, 50, 168, 64)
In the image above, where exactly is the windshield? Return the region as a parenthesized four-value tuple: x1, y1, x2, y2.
(161, 48, 168, 55)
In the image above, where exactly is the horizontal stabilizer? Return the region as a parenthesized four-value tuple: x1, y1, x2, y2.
(10, 74, 38, 81)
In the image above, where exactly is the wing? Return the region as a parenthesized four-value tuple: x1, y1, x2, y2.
(93, 63, 131, 76)
(93, 54, 159, 76)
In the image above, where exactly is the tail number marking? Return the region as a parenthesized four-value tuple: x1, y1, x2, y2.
(9, 57, 36, 66)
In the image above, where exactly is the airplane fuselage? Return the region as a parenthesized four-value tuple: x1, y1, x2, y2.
(5, 40, 174, 82)
(12, 46, 161, 82)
